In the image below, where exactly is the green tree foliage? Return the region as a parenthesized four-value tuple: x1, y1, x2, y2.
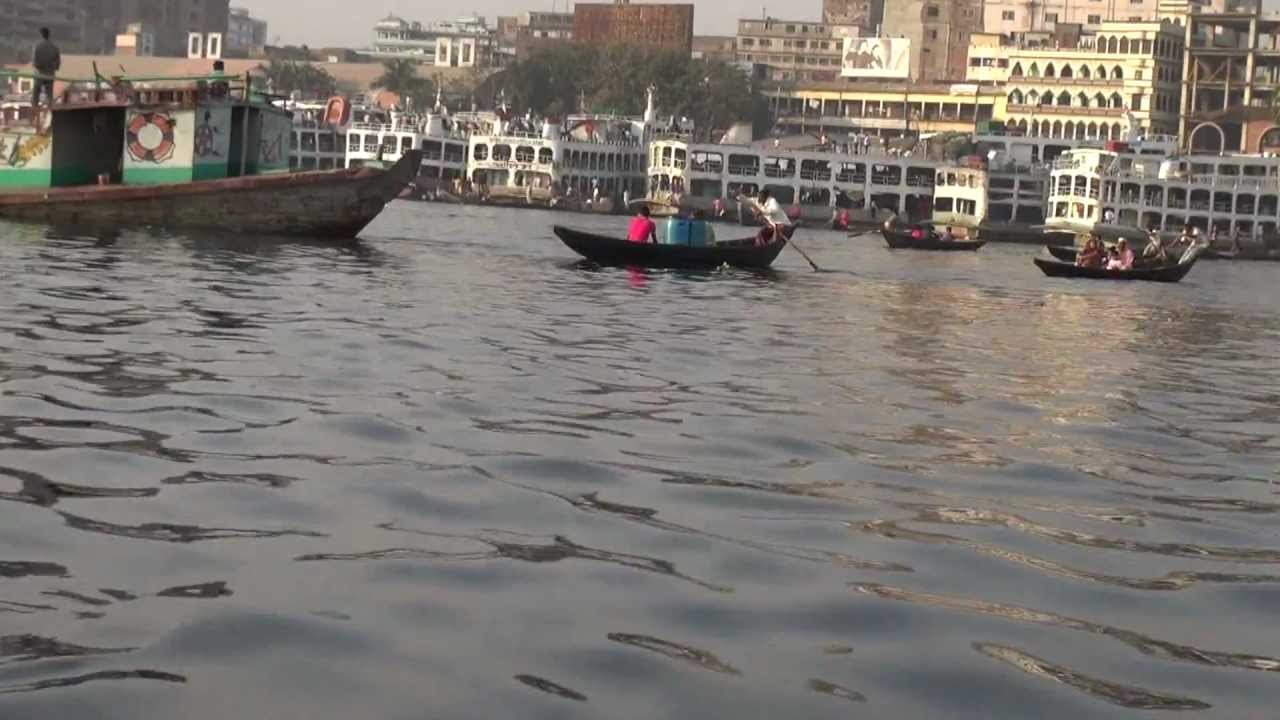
(372, 59, 435, 110)
(255, 60, 337, 99)
(478, 44, 771, 139)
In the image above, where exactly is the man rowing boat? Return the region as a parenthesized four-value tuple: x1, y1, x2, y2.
(738, 189, 794, 246)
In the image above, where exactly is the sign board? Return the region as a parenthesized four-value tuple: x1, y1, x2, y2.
(841, 37, 910, 79)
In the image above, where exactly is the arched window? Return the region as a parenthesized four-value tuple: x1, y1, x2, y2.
(1029, 62, 1040, 77)
(1017, 119, 1029, 134)
(1011, 62, 1023, 77)
(1110, 92, 1124, 108)
(1040, 90, 1053, 105)
(1065, 120, 1076, 138)
(1026, 90, 1039, 105)
(1080, 65, 1091, 79)
(1009, 89, 1024, 105)
(1111, 66, 1124, 80)
(1111, 122, 1122, 140)
(1119, 37, 1131, 54)
(1097, 64, 1107, 78)
(1057, 91, 1071, 106)
(1097, 36, 1109, 53)
(1094, 92, 1107, 107)
(1052, 120, 1063, 137)
(1061, 65, 1073, 78)
(1046, 62, 1057, 78)
(1108, 37, 1119, 53)
(1077, 92, 1089, 107)
(1087, 121, 1099, 138)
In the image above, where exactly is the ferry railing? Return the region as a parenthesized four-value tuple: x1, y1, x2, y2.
(764, 167, 794, 179)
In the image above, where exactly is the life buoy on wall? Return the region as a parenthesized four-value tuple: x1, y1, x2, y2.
(127, 112, 176, 163)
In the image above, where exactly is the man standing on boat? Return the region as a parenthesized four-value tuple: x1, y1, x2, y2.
(31, 27, 60, 109)
(740, 189, 793, 246)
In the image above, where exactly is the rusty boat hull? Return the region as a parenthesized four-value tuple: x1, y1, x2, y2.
(0, 150, 422, 239)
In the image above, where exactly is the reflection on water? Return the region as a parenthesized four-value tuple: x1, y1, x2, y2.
(1, 206, 1279, 718)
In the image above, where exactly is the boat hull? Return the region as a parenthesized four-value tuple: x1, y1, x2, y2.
(553, 225, 786, 269)
(881, 228, 985, 251)
(1032, 256, 1197, 283)
(0, 150, 422, 238)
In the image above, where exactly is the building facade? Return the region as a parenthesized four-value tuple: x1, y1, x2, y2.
(970, 21, 1184, 140)
(572, 3, 695, 53)
(497, 11, 573, 59)
(823, 0, 886, 34)
(226, 6, 267, 58)
(370, 15, 497, 67)
(692, 36, 736, 62)
(983, 0, 1221, 36)
(881, 0, 984, 82)
(735, 18, 852, 82)
(0, 0, 88, 61)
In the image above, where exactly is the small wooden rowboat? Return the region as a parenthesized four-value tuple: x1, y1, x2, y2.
(553, 225, 787, 269)
(1045, 245, 1080, 262)
(881, 227, 985, 251)
(0, 150, 422, 239)
(1032, 255, 1199, 283)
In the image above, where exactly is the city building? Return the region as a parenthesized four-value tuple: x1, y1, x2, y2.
(983, 0, 1221, 36)
(572, 2, 695, 54)
(823, 0, 886, 34)
(734, 18, 853, 82)
(370, 15, 498, 68)
(497, 11, 573, 59)
(0, 0, 88, 61)
(968, 20, 1184, 140)
(881, 0, 984, 82)
(115, 23, 156, 57)
(1180, 0, 1280, 153)
(226, 6, 268, 58)
(692, 36, 736, 62)
(80, 0, 231, 58)
(766, 81, 999, 136)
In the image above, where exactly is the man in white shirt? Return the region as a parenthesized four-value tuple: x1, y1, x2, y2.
(741, 189, 793, 246)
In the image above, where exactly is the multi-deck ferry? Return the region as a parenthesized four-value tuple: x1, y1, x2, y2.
(464, 90, 665, 210)
(1045, 136, 1280, 248)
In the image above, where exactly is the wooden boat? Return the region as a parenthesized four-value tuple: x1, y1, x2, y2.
(0, 149, 420, 238)
(553, 225, 786, 269)
(1045, 245, 1080, 262)
(1032, 254, 1199, 283)
(881, 226, 986, 251)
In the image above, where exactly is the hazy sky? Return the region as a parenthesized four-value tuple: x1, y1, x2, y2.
(239, 0, 822, 47)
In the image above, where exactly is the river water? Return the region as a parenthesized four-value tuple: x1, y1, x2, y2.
(1, 203, 1278, 718)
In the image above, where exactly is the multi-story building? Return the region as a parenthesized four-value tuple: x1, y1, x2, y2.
(370, 15, 497, 68)
(226, 6, 267, 58)
(497, 11, 573, 59)
(115, 22, 156, 57)
(1180, 0, 1280, 153)
(881, 0, 984, 82)
(823, 0, 886, 34)
(969, 20, 1184, 140)
(734, 18, 852, 82)
(692, 36, 736, 62)
(81, 0, 230, 57)
(572, 2, 695, 54)
(983, 0, 1220, 36)
(766, 82, 1000, 136)
(0, 0, 88, 61)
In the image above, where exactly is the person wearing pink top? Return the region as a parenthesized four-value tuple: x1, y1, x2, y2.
(626, 205, 657, 243)
(1107, 238, 1135, 270)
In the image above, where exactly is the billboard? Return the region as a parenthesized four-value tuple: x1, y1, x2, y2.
(841, 37, 910, 79)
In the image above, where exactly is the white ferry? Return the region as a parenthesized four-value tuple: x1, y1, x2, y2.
(465, 90, 665, 211)
(288, 94, 480, 197)
(1044, 138, 1280, 244)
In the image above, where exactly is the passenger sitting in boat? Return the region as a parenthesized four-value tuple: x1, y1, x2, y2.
(742, 189, 793, 246)
(910, 227, 924, 240)
(938, 226, 954, 242)
(1107, 238, 1135, 270)
(627, 206, 657, 244)
(1076, 235, 1105, 269)
(1143, 229, 1170, 264)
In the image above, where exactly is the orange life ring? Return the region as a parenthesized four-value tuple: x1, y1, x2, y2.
(127, 112, 176, 163)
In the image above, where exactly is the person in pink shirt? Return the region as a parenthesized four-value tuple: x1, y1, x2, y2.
(1107, 238, 1135, 270)
(627, 205, 657, 243)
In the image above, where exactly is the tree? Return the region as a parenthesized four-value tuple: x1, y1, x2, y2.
(255, 59, 336, 99)
(372, 59, 434, 110)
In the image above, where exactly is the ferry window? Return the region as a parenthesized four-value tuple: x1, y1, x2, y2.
(538, 148, 553, 164)
(691, 151, 724, 173)
(423, 140, 443, 159)
(728, 182, 759, 197)
(290, 132, 300, 150)
(934, 197, 954, 212)
(764, 156, 795, 178)
(401, 136, 413, 154)
(301, 157, 317, 170)
(289, 156, 298, 171)
(690, 179, 722, 198)
(873, 164, 903, 185)
(589, 153, 599, 170)
(837, 162, 865, 183)
(728, 154, 760, 176)
(946, 172, 957, 185)
(349, 134, 361, 152)
(515, 146, 535, 163)
(364, 136, 379, 153)
(662, 146, 673, 167)
(958, 199, 976, 215)
(494, 145, 512, 161)
(473, 144, 488, 161)
(444, 143, 465, 163)
(764, 185, 794, 204)
(302, 133, 318, 152)
(320, 134, 336, 153)
(319, 158, 334, 170)
(674, 149, 687, 169)
(799, 188, 830, 206)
